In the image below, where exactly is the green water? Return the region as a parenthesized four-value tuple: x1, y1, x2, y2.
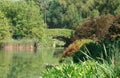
(0, 48, 62, 78)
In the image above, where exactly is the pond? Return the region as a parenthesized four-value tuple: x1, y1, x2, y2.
(0, 47, 63, 78)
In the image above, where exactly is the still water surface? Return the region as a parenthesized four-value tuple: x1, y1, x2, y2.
(0, 48, 62, 78)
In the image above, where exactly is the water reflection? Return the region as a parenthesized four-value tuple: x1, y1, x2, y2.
(0, 47, 61, 78)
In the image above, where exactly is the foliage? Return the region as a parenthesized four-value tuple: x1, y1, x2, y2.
(62, 14, 120, 63)
(105, 39, 120, 66)
(114, 66, 120, 77)
(0, 0, 45, 40)
(60, 15, 120, 62)
(72, 42, 103, 63)
(34, 0, 120, 28)
(46, 29, 74, 38)
(61, 39, 94, 57)
(59, 39, 106, 63)
(39, 36, 54, 47)
(108, 14, 120, 41)
(39, 29, 73, 47)
(46, 0, 65, 28)
(0, 11, 11, 40)
(72, 15, 120, 43)
(61, 39, 119, 64)
(42, 60, 115, 78)
(1, 0, 120, 30)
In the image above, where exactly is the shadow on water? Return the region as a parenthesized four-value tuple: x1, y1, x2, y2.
(0, 47, 63, 78)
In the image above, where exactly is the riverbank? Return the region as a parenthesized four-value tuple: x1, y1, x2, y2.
(0, 39, 37, 52)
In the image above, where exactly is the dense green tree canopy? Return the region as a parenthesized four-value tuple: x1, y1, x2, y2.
(0, 11, 11, 40)
(0, 0, 45, 40)
(34, 0, 120, 28)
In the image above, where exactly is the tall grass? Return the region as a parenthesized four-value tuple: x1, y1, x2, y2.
(107, 40, 120, 77)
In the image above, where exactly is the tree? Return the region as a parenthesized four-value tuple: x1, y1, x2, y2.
(20, 0, 120, 29)
(46, 0, 65, 28)
(0, 11, 11, 40)
(93, 0, 120, 15)
(0, 0, 45, 40)
(62, 4, 79, 28)
(45, 0, 120, 28)
(31, 0, 52, 24)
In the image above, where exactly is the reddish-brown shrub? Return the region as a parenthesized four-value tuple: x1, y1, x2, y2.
(72, 14, 120, 42)
(108, 14, 120, 41)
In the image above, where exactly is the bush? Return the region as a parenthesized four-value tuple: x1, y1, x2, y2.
(61, 15, 120, 63)
(72, 15, 120, 42)
(59, 39, 109, 63)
